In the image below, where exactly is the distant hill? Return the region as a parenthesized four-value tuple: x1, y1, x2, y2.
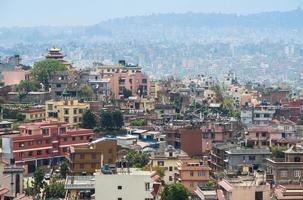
(0, 9, 303, 45)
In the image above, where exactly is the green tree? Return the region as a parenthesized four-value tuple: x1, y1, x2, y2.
(32, 168, 46, 196)
(44, 182, 65, 199)
(211, 84, 224, 103)
(130, 119, 147, 126)
(123, 88, 132, 98)
(31, 59, 66, 90)
(81, 109, 96, 129)
(59, 162, 69, 179)
(16, 113, 25, 122)
(161, 183, 189, 200)
(271, 146, 287, 158)
(79, 84, 94, 100)
(125, 150, 149, 168)
(100, 110, 114, 129)
(112, 111, 124, 129)
(16, 80, 39, 101)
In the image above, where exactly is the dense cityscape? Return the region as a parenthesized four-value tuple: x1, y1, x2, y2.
(1, 1, 303, 200)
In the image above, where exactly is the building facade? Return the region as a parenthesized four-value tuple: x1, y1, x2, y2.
(45, 99, 90, 128)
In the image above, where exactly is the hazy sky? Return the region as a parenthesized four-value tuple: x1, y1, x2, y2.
(1, 0, 303, 27)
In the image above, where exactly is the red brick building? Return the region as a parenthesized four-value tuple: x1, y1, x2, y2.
(2, 120, 95, 173)
(180, 128, 203, 157)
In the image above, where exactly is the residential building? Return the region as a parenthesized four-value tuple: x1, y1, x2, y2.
(45, 99, 90, 128)
(0, 121, 13, 135)
(1, 70, 30, 86)
(150, 145, 190, 184)
(274, 185, 303, 200)
(95, 60, 151, 99)
(218, 173, 270, 200)
(49, 70, 79, 99)
(68, 138, 117, 175)
(95, 168, 161, 200)
(180, 127, 203, 157)
(253, 105, 276, 126)
(225, 148, 271, 173)
(176, 158, 211, 194)
(266, 144, 303, 185)
(18, 107, 45, 122)
(2, 120, 95, 173)
(0, 159, 24, 199)
(210, 143, 239, 172)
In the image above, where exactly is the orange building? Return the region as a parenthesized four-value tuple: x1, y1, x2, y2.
(176, 158, 211, 194)
(68, 138, 117, 175)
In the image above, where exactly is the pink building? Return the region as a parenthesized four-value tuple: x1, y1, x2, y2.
(2, 70, 30, 86)
(176, 158, 211, 194)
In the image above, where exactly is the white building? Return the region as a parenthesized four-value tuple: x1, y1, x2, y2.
(95, 168, 161, 200)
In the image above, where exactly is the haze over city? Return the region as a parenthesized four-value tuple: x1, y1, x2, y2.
(1, 0, 303, 26)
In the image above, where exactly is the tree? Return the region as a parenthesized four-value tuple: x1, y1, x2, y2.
(79, 85, 94, 100)
(16, 80, 39, 101)
(32, 168, 46, 196)
(130, 119, 147, 126)
(81, 109, 96, 129)
(100, 110, 114, 130)
(211, 84, 224, 103)
(123, 88, 132, 98)
(112, 111, 124, 129)
(31, 59, 66, 90)
(16, 113, 25, 122)
(44, 182, 65, 199)
(125, 150, 149, 168)
(271, 146, 287, 159)
(59, 162, 69, 179)
(161, 183, 189, 200)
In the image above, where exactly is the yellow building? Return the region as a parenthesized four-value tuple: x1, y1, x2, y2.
(150, 145, 190, 184)
(45, 99, 90, 128)
(19, 107, 46, 122)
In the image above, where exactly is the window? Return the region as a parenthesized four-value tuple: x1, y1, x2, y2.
(36, 140, 42, 145)
(169, 176, 173, 181)
(294, 170, 301, 177)
(80, 136, 83, 140)
(63, 147, 67, 152)
(294, 157, 301, 162)
(19, 142, 24, 147)
(64, 109, 69, 115)
(28, 151, 33, 157)
(249, 156, 256, 161)
(255, 191, 263, 200)
(28, 141, 33, 146)
(73, 117, 78, 123)
(64, 137, 67, 142)
(255, 114, 260, 118)
(48, 104, 53, 110)
(19, 152, 24, 157)
(169, 166, 173, 172)
(142, 79, 147, 84)
(80, 154, 85, 159)
(280, 170, 288, 177)
(145, 182, 150, 191)
(45, 149, 50, 154)
(261, 132, 267, 137)
(190, 171, 194, 176)
(72, 137, 76, 141)
(169, 152, 173, 157)
(79, 109, 83, 114)
(73, 109, 77, 114)
(189, 182, 194, 187)
(64, 117, 69, 123)
(198, 171, 205, 176)
(37, 150, 42, 155)
(157, 161, 164, 166)
(264, 114, 270, 118)
(117, 186, 122, 190)
(118, 198, 122, 200)
(46, 139, 50, 144)
(56, 84, 61, 88)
